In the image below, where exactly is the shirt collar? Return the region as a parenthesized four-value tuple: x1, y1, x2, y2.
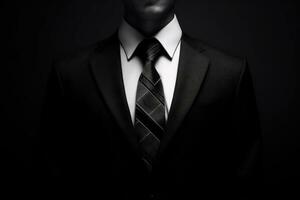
(118, 15, 182, 60)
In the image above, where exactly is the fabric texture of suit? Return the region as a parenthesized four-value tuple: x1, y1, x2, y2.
(39, 33, 261, 199)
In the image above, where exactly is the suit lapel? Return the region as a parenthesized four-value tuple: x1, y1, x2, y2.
(89, 34, 138, 151)
(158, 34, 210, 155)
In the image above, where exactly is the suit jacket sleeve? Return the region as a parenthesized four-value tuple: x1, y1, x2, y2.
(233, 59, 262, 198)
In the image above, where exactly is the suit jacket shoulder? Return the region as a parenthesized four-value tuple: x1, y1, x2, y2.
(52, 33, 118, 77)
(183, 33, 247, 84)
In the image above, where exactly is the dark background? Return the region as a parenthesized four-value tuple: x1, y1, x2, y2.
(1, 0, 299, 197)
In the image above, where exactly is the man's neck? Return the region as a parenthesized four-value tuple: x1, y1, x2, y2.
(124, 13, 175, 37)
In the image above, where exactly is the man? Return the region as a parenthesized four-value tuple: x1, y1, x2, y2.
(40, 0, 261, 199)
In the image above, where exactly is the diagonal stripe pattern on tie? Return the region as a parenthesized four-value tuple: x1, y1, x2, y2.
(134, 38, 166, 171)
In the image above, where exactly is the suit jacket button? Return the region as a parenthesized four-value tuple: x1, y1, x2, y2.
(149, 194, 155, 199)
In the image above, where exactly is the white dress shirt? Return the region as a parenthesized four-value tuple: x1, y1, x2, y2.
(118, 15, 182, 123)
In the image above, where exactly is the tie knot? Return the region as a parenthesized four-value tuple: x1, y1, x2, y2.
(135, 38, 163, 64)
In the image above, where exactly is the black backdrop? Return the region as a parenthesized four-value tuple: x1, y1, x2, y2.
(1, 0, 300, 198)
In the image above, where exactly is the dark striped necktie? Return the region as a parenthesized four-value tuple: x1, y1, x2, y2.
(134, 38, 166, 171)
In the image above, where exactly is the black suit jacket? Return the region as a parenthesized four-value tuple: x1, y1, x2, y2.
(39, 33, 261, 199)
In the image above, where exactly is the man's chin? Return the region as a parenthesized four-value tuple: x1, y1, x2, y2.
(138, 5, 169, 20)
(145, 6, 164, 14)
